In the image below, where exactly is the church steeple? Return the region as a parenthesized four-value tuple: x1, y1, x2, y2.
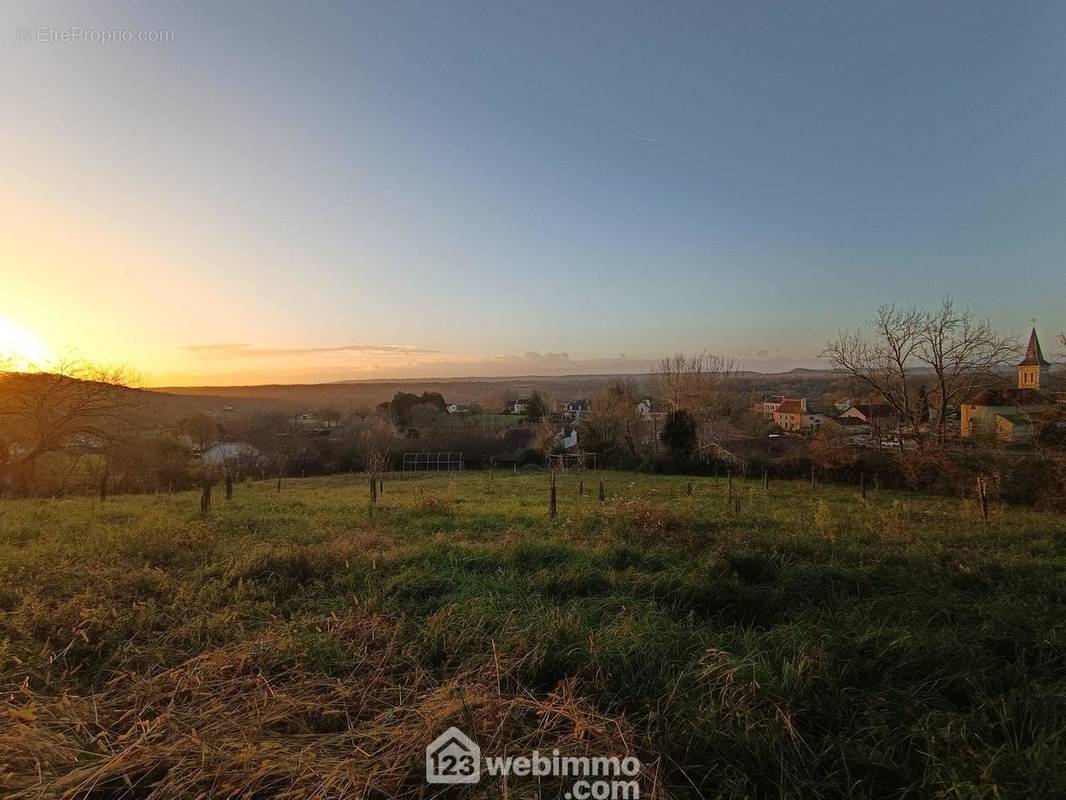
(1017, 327, 1050, 390)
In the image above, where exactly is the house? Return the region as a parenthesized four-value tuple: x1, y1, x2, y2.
(838, 403, 898, 442)
(425, 727, 480, 784)
(834, 398, 855, 412)
(557, 429, 579, 450)
(446, 403, 459, 414)
(201, 442, 263, 468)
(807, 413, 830, 429)
(962, 327, 1059, 444)
(772, 398, 808, 431)
(508, 398, 530, 415)
(636, 398, 667, 421)
(961, 403, 1057, 444)
(753, 395, 786, 417)
(827, 415, 872, 439)
(839, 404, 896, 425)
(563, 399, 590, 421)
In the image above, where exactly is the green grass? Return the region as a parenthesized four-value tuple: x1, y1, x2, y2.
(1, 471, 1065, 798)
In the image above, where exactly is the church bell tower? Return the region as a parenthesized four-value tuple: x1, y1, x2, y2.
(1017, 327, 1050, 391)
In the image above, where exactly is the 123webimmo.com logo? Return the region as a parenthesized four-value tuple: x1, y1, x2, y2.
(426, 726, 641, 798)
(426, 727, 480, 784)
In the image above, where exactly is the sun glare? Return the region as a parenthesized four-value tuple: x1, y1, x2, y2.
(0, 316, 54, 371)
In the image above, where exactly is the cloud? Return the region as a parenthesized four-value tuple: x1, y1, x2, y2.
(181, 343, 439, 359)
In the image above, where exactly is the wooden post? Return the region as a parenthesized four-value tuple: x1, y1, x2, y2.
(276, 467, 282, 493)
(727, 471, 733, 501)
(734, 495, 741, 513)
(687, 482, 692, 496)
(99, 462, 108, 503)
(860, 473, 866, 500)
(874, 474, 880, 499)
(579, 479, 584, 496)
(225, 473, 233, 500)
(549, 473, 557, 519)
(598, 479, 605, 502)
(810, 464, 816, 490)
(369, 474, 377, 503)
(762, 468, 768, 490)
(200, 477, 212, 515)
(978, 477, 989, 524)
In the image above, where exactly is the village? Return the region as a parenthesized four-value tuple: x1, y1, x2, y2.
(165, 324, 1066, 502)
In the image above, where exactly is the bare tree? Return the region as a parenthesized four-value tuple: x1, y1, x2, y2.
(822, 304, 927, 452)
(0, 357, 146, 495)
(580, 379, 642, 458)
(653, 351, 739, 416)
(653, 352, 741, 455)
(823, 300, 1015, 452)
(915, 299, 1016, 444)
(363, 417, 393, 477)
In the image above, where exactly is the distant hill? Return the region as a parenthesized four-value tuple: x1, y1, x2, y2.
(151, 369, 852, 414)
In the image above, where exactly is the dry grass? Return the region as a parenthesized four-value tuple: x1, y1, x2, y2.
(1, 471, 1064, 798)
(2, 611, 654, 799)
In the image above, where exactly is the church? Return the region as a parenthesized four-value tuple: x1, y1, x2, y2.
(960, 327, 1058, 444)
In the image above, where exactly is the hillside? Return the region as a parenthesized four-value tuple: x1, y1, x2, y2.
(1, 472, 1063, 798)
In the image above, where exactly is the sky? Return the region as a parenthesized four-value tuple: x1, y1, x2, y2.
(1, 1, 1063, 386)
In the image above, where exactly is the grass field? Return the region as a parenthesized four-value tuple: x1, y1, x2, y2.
(1, 471, 1064, 799)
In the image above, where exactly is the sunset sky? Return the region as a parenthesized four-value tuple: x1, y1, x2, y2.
(2, 1, 1064, 386)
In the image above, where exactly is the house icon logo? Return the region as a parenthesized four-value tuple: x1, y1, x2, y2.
(426, 726, 480, 784)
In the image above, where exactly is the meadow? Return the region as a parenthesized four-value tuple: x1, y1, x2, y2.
(1, 471, 1064, 799)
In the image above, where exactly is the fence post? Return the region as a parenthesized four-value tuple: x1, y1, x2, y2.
(225, 473, 233, 500)
(200, 477, 212, 515)
(687, 482, 692, 496)
(598, 479, 606, 502)
(369, 474, 377, 503)
(811, 464, 816, 490)
(978, 477, 989, 524)
(727, 471, 733, 502)
(579, 479, 584, 496)
(860, 473, 866, 500)
(762, 468, 768, 490)
(549, 472, 557, 519)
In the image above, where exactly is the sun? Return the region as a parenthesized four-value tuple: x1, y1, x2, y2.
(0, 315, 55, 371)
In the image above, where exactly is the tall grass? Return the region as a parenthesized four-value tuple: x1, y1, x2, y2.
(1, 472, 1064, 798)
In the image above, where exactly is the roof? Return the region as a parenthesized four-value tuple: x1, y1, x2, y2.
(763, 395, 785, 404)
(1018, 328, 1051, 367)
(852, 403, 895, 419)
(995, 413, 1032, 426)
(832, 416, 869, 428)
(774, 399, 805, 414)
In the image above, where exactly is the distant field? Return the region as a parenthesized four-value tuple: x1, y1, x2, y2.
(1, 473, 1064, 798)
